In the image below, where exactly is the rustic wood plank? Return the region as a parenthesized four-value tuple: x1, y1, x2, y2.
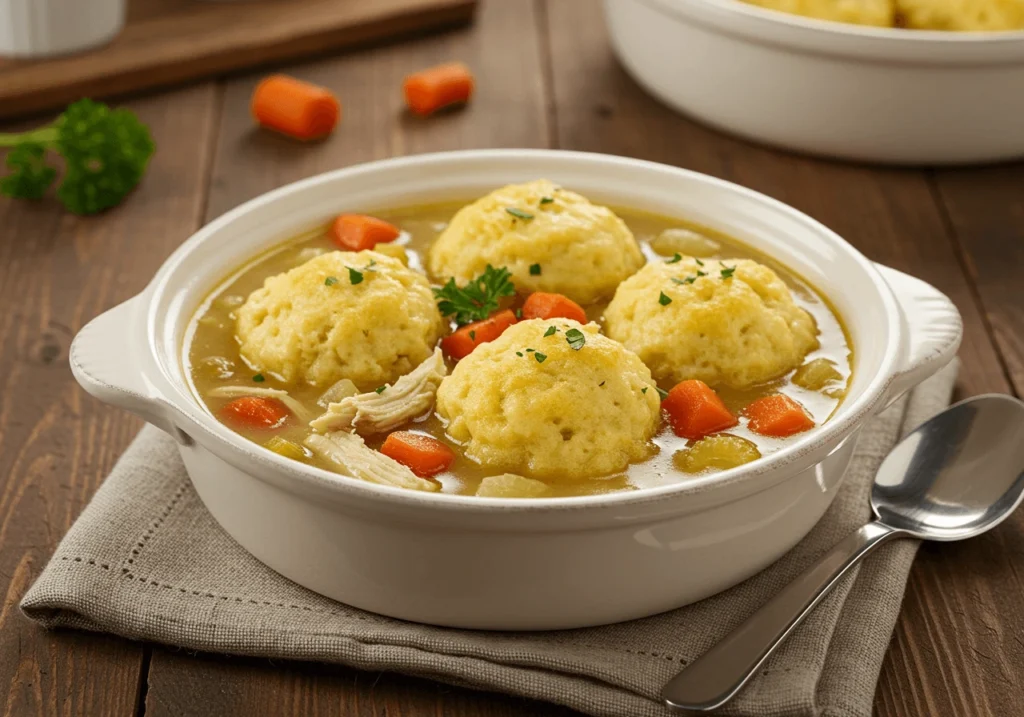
(541, 2, 1023, 717)
(0, 84, 221, 715)
(0, 0, 477, 121)
(145, 1, 567, 714)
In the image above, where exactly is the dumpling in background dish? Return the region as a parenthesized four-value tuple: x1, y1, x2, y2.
(435, 319, 661, 481)
(604, 256, 818, 389)
(896, 0, 1024, 30)
(235, 250, 443, 388)
(741, 0, 895, 25)
(427, 179, 644, 304)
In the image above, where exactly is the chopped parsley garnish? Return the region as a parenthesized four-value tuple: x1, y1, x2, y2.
(544, 325, 558, 337)
(671, 270, 707, 286)
(525, 348, 535, 352)
(348, 267, 364, 285)
(540, 196, 554, 204)
(599, 381, 606, 387)
(516, 351, 523, 357)
(433, 265, 516, 325)
(721, 265, 737, 279)
(534, 352, 547, 363)
(641, 387, 648, 394)
(252, 373, 265, 383)
(324, 276, 339, 286)
(529, 263, 542, 275)
(375, 385, 387, 394)
(469, 330, 476, 341)
(506, 207, 534, 220)
(656, 386, 669, 400)
(515, 308, 523, 319)
(667, 253, 683, 264)
(695, 258, 704, 266)
(565, 327, 586, 351)
(659, 291, 672, 306)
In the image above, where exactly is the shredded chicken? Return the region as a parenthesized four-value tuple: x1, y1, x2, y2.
(305, 431, 439, 492)
(310, 348, 447, 435)
(207, 385, 313, 422)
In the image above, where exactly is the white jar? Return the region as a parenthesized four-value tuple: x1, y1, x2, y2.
(0, 0, 125, 58)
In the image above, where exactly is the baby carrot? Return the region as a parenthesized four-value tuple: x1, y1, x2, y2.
(522, 292, 588, 324)
(441, 309, 517, 360)
(251, 74, 341, 141)
(403, 62, 474, 116)
(380, 431, 454, 477)
(331, 214, 401, 251)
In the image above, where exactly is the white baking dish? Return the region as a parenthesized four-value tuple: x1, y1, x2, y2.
(603, 0, 1024, 165)
(69, 150, 961, 629)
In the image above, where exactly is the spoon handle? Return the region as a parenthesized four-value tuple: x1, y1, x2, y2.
(661, 521, 901, 712)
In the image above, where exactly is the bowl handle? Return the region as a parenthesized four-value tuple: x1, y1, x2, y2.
(70, 296, 192, 445)
(875, 263, 962, 408)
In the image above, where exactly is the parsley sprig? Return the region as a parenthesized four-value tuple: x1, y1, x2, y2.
(434, 265, 516, 325)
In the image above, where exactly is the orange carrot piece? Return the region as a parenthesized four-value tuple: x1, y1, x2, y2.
(380, 431, 455, 477)
(521, 292, 588, 324)
(403, 62, 474, 116)
(743, 394, 815, 437)
(251, 74, 340, 140)
(221, 396, 290, 430)
(331, 214, 401, 251)
(441, 309, 517, 360)
(662, 379, 738, 440)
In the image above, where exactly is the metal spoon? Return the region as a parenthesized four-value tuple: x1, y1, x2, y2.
(662, 394, 1024, 713)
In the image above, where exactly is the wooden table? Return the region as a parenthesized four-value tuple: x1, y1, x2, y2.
(2, 1, 1022, 714)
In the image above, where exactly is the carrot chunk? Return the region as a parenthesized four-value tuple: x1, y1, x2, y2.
(251, 74, 340, 140)
(403, 62, 474, 116)
(380, 431, 454, 477)
(221, 396, 290, 430)
(662, 379, 738, 440)
(331, 214, 401, 251)
(521, 292, 588, 324)
(441, 309, 517, 360)
(743, 394, 815, 437)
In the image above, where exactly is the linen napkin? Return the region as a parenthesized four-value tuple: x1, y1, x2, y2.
(21, 362, 959, 717)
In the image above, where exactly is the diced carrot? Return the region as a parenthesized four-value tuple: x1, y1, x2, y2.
(403, 62, 474, 116)
(331, 214, 401, 251)
(221, 396, 290, 430)
(743, 394, 815, 437)
(441, 309, 517, 360)
(662, 379, 738, 440)
(521, 292, 588, 324)
(380, 431, 455, 477)
(251, 74, 340, 140)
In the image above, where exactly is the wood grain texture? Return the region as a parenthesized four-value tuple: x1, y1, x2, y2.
(0, 0, 476, 121)
(540, 2, 1024, 717)
(0, 84, 220, 716)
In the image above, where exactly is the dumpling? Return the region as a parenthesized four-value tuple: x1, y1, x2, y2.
(427, 179, 644, 304)
(604, 256, 818, 389)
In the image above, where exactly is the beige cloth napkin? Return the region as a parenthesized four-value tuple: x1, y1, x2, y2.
(21, 363, 959, 717)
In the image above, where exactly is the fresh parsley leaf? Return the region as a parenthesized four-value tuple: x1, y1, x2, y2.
(659, 291, 672, 306)
(433, 265, 515, 325)
(656, 386, 669, 400)
(543, 326, 558, 337)
(516, 351, 523, 357)
(642, 387, 648, 394)
(506, 207, 534, 220)
(667, 253, 683, 264)
(534, 352, 547, 363)
(348, 267, 364, 285)
(0, 142, 56, 199)
(525, 348, 535, 352)
(599, 381, 606, 387)
(721, 265, 737, 279)
(469, 330, 476, 341)
(565, 327, 586, 351)
(324, 276, 339, 286)
(253, 374, 265, 383)
(539, 196, 554, 204)
(697, 270, 707, 277)
(529, 263, 541, 275)
(515, 308, 523, 319)
(695, 258, 704, 266)
(375, 385, 387, 394)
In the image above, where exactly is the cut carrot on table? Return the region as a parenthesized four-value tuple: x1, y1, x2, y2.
(403, 62, 474, 116)
(743, 394, 815, 437)
(441, 309, 517, 360)
(522, 292, 588, 324)
(662, 379, 738, 440)
(251, 74, 340, 140)
(331, 214, 401, 251)
(380, 431, 455, 477)
(221, 396, 290, 430)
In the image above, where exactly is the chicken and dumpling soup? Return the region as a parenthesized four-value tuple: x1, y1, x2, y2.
(186, 180, 852, 498)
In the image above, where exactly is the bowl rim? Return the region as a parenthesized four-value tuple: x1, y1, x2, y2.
(140, 149, 903, 514)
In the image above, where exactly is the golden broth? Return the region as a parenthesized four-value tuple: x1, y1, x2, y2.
(186, 202, 852, 497)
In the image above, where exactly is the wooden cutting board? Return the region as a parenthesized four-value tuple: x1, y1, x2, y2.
(0, 0, 477, 120)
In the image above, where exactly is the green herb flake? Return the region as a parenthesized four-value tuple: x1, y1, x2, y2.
(529, 263, 542, 275)
(667, 253, 683, 264)
(252, 374, 265, 383)
(506, 207, 534, 220)
(469, 330, 476, 341)
(433, 265, 516, 325)
(721, 265, 737, 280)
(375, 385, 387, 395)
(516, 351, 524, 357)
(543, 326, 558, 337)
(641, 387, 648, 394)
(695, 258, 704, 266)
(656, 386, 669, 400)
(534, 352, 547, 363)
(540, 196, 554, 204)
(324, 276, 339, 286)
(515, 308, 523, 319)
(526, 348, 535, 352)
(348, 267, 364, 285)
(659, 291, 672, 306)
(599, 381, 606, 386)
(565, 327, 586, 351)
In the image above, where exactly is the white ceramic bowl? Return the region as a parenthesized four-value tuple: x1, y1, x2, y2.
(0, 0, 125, 58)
(70, 150, 961, 630)
(603, 0, 1024, 165)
